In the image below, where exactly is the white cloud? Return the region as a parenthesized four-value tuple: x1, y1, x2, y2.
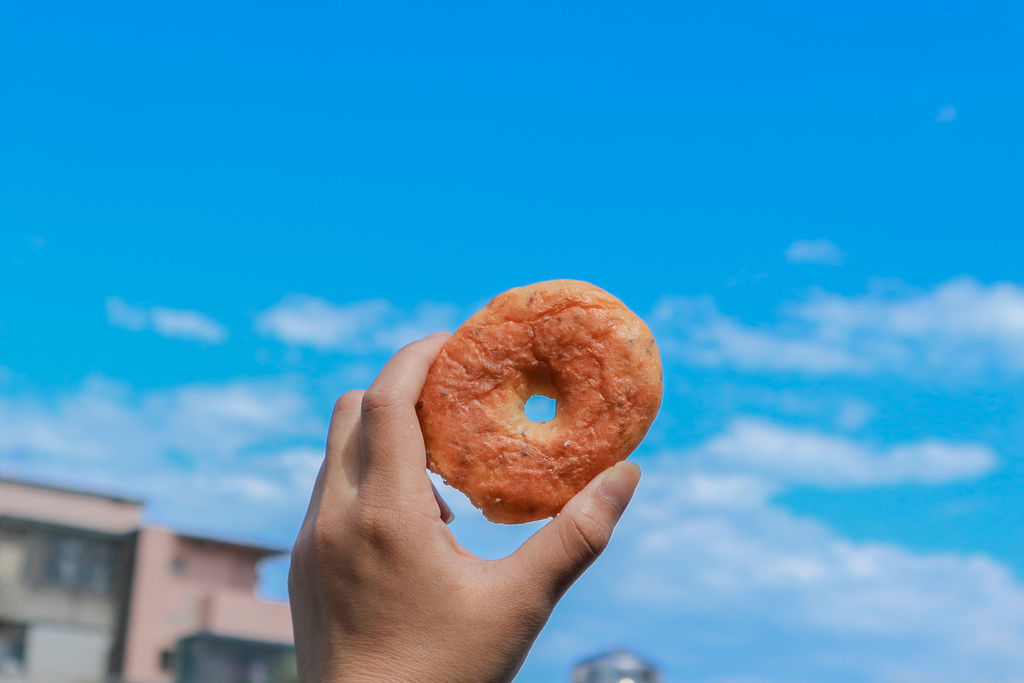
(716, 387, 875, 432)
(651, 296, 868, 374)
(106, 297, 148, 331)
(255, 296, 391, 350)
(438, 418, 1011, 681)
(520, 427, 1011, 681)
(935, 105, 957, 123)
(653, 277, 1024, 377)
(106, 297, 228, 344)
(256, 295, 459, 353)
(274, 446, 325, 488)
(693, 417, 995, 487)
(598, 470, 1024, 682)
(785, 239, 844, 265)
(651, 471, 777, 510)
(446, 444, 1024, 683)
(792, 277, 1024, 347)
(0, 376, 323, 537)
(1, 359, 1017, 680)
(1, 376, 319, 463)
(217, 474, 285, 501)
(149, 307, 229, 343)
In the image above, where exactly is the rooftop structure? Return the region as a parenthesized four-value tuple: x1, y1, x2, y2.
(571, 648, 663, 683)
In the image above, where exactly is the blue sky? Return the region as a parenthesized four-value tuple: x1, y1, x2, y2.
(2, 1, 1023, 680)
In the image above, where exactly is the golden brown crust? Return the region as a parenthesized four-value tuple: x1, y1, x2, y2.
(416, 280, 663, 524)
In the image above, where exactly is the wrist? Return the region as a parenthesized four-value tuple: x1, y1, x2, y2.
(304, 649, 438, 683)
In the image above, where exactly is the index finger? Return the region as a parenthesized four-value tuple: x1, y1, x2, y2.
(359, 331, 450, 497)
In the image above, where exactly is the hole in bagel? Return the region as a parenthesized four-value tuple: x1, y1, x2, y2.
(524, 395, 557, 423)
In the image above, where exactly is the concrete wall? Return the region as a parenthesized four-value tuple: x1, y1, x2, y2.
(0, 622, 112, 683)
(23, 622, 111, 683)
(0, 522, 128, 683)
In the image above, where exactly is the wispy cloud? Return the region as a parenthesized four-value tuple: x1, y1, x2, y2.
(256, 294, 459, 353)
(17, 281, 1024, 681)
(0, 376, 318, 463)
(0, 376, 323, 536)
(106, 297, 228, 344)
(785, 239, 844, 265)
(792, 277, 1024, 344)
(1, 358, 1017, 681)
(445, 423, 1019, 682)
(651, 295, 868, 374)
(653, 277, 1024, 377)
(106, 297, 148, 331)
(693, 417, 995, 487)
(603, 463, 1024, 682)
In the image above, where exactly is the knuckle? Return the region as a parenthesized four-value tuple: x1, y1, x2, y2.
(353, 501, 403, 550)
(296, 513, 379, 587)
(361, 386, 403, 416)
(307, 513, 343, 565)
(562, 510, 611, 565)
(333, 390, 365, 415)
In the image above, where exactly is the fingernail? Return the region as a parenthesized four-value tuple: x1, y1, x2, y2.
(427, 330, 450, 339)
(444, 509, 455, 525)
(598, 461, 641, 513)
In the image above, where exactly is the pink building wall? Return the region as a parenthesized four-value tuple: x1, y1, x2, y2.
(120, 527, 292, 683)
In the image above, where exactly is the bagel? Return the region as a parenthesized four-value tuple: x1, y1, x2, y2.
(416, 280, 662, 524)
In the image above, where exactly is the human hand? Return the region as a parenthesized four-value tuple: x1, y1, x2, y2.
(288, 331, 642, 682)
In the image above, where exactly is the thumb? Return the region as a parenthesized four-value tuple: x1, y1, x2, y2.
(506, 461, 641, 602)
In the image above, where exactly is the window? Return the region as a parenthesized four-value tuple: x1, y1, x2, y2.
(176, 634, 296, 683)
(24, 531, 119, 596)
(0, 621, 26, 677)
(49, 537, 85, 588)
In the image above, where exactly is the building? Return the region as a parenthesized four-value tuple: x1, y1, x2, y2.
(0, 477, 294, 683)
(571, 648, 663, 683)
(0, 478, 137, 682)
